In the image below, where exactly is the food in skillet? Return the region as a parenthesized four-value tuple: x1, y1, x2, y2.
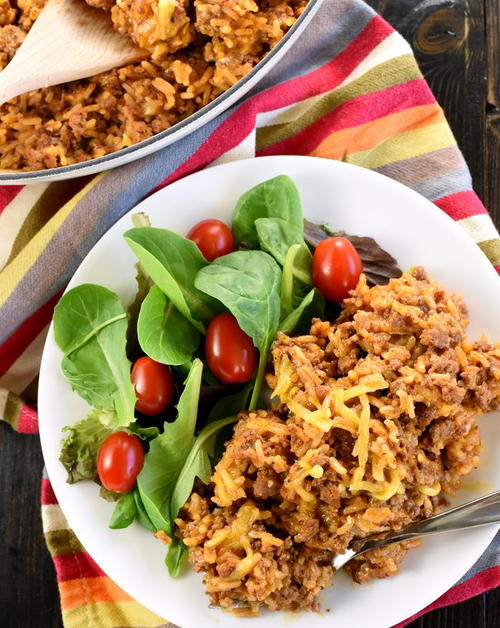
(54, 175, 500, 613)
(0, 0, 308, 171)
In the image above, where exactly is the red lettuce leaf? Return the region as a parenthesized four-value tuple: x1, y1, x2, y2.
(303, 219, 401, 286)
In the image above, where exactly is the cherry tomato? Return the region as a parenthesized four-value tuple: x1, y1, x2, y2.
(97, 432, 144, 493)
(131, 357, 175, 416)
(205, 313, 258, 383)
(187, 219, 234, 261)
(312, 237, 363, 302)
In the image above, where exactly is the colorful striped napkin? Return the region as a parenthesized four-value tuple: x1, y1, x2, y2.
(1, 0, 499, 626)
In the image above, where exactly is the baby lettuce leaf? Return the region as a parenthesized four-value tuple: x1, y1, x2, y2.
(286, 242, 313, 290)
(60, 410, 158, 486)
(207, 384, 251, 462)
(165, 537, 188, 578)
(303, 219, 402, 286)
(109, 492, 137, 530)
(326, 229, 402, 285)
(124, 227, 219, 330)
(99, 486, 121, 502)
(132, 487, 156, 533)
(59, 409, 113, 484)
(53, 284, 136, 427)
(280, 244, 314, 319)
(108, 486, 159, 532)
(138, 286, 200, 365)
(169, 415, 237, 521)
(136, 359, 203, 535)
(207, 383, 252, 424)
(279, 288, 317, 335)
(195, 250, 281, 409)
(125, 212, 154, 358)
(303, 218, 334, 248)
(232, 175, 303, 247)
(126, 261, 153, 360)
(127, 423, 160, 441)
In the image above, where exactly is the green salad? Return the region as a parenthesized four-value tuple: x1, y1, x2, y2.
(54, 175, 400, 577)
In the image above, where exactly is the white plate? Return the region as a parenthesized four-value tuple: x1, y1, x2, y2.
(38, 156, 500, 628)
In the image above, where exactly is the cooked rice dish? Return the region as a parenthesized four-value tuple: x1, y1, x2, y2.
(176, 267, 500, 614)
(0, 0, 307, 171)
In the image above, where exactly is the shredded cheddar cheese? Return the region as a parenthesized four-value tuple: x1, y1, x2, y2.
(158, 0, 177, 40)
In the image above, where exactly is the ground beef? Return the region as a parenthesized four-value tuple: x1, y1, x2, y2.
(0, 25, 25, 69)
(176, 268, 500, 614)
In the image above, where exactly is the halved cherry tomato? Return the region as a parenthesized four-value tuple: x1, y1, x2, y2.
(131, 357, 175, 416)
(187, 219, 234, 261)
(97, 432, 144, 493)
(312, 237, 363, 302)
(205, 313, 257, 383)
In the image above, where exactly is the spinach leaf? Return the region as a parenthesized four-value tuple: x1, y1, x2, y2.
(136, 359, 203, 534)
(256, 218, 313, 294)
(195, 251, 281, 409)
(256, 216, 313, 328)
(303, 219, 402, 286)
(170, 416, 237, 521)
(166, 538, 188, 578)
(59, 409, 113, 484)
(255, 217, 304, 267)
(232, 175, 303, 247)
(124, 227, 219, 330)
(109, 492, 136, 529)
(54, 284, 136, 426)
(195, 251, 281, 354)
(54, 284, 126, 354)
(138, 286, 200, 366)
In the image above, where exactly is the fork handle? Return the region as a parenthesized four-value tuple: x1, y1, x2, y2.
(362, 489, 500, 553)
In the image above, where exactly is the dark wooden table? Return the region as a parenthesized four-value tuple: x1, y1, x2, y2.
(1, 1, 499, 626)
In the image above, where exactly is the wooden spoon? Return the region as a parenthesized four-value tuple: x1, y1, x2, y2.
(0, 0, 147, 106)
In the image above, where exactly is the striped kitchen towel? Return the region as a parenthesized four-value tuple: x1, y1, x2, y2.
(1, 0, 499, 626)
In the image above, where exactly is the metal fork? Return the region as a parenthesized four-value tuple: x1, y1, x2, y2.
(333, 489, 500, 570)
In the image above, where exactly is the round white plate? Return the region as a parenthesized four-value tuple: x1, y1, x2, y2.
(38, 156, 500, 628)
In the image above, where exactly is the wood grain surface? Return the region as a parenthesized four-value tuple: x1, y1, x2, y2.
(0, 1, 499, 626)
